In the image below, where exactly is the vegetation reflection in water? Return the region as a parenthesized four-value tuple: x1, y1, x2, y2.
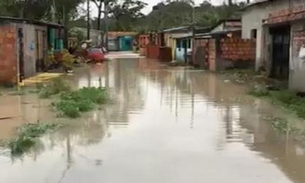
(0, 77, 108, 156)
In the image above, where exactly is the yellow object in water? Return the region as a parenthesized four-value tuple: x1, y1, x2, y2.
(21, 73, 63, 86)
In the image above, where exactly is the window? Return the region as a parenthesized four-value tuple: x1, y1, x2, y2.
(188, 39, 191, 49)
(251, 29, 257, 39)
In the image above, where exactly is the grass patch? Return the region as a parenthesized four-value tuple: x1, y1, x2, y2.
(8, 123, 60, 156)
(39, 78, 71, 98)
(270, 117, 292, 133)
(248, 85, 270, 97)
(53, 87, 108, 118)
(269, 91, 305, 119)
(268, 117, 305, 141)
(250, 89, 305, 119)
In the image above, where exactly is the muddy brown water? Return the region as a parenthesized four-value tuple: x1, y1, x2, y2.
(1, 58, 305, 183)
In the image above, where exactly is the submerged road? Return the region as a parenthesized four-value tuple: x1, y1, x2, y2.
(1, 53, 305, 183)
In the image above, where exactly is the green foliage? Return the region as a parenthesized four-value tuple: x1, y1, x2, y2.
(270, 117, 291, 133)
(39, 78, 71, 98)
(54, 87, 108, 118)
(0, 0, 83, 22)
(269, 91, 305, 119)
(61, 49, 75, 69)
(251, 89, 305, 120)
(109, 0, 147, 31)
(68, 28, 86, 42)
(248, 85, 270, 97)
(9, 123, 59, 156)
(141, 1, 246, 32)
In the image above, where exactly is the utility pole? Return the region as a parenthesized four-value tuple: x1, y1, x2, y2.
(104, 1, 109, 50)
(87, 0, 90, 40)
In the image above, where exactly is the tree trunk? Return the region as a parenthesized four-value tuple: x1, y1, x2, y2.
(97, 2, 102, 30)
(228, 0, 233, 6)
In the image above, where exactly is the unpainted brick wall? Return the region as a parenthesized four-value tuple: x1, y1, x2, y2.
(267, 3, 305, 24)
(208, 39, 216, 71)
(0, 25, 17, 84)
(193, 39, 209, 66)
(220, 38, 256, 61)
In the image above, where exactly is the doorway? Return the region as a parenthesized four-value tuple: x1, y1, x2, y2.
(35, 29, 45, 72)
(17, 28, 24, 83)
(270, 25, 290, 80)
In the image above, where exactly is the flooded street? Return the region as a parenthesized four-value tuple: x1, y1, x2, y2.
(1, 56, 305, 183)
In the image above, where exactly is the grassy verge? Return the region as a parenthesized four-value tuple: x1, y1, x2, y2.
(52, 87, 108, 118)
(8, 123, 60, 156)
(249, 88, 305, 119)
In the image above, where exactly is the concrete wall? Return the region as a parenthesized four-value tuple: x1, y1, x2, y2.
(211, 23, 224, 33)
(19, 24, 36, 78)
(290, 22, 305, 91)
(241, 0, 289, 70)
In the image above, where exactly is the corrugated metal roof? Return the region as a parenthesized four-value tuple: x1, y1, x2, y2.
(171, 32, 193, 39)
(162, 26, 190, 33)
(0, 16, 64, 28)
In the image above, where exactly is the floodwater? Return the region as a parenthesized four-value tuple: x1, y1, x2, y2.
(1, 56, 305, 183)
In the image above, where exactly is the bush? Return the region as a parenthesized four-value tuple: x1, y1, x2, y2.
(9, 123, 59, 155)
(61, 49, 74, 69)
(54, 87, 107, 118)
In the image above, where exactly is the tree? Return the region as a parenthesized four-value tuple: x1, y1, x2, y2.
(91, 0, 104, 30)
(141, 0, 246, 31)
(108, 0, 147, 31)
(0, 0, 82, 21)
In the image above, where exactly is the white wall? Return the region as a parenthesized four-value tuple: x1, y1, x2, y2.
(241, 0, 289, 71)
(289, 22, 305, 91)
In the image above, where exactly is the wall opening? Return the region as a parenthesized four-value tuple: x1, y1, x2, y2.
(269, 25, 290, 80)
(251, 29, 257, 39)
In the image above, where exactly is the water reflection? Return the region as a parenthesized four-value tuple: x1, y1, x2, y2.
(0, 58, 305, 183)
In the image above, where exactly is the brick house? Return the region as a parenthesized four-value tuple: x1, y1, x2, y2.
(0, 16, 63, 85)
(241, 0, 305, 91)
(193, 19, 256, 71)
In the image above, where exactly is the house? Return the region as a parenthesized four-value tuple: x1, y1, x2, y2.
(162, 26, 193, 62)
(193, 18, 256, 71)
(106, 31, 137, 51)
(0, 16, 64, 85)
(241, 0, 305, 91)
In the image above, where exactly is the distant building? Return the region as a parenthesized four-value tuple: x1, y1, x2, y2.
(0, 16, 63, 85)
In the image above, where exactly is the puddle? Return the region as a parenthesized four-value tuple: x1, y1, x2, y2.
(0, 57, 305, 183)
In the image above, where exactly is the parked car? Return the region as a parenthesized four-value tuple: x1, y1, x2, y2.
(87, 48, 105, 63)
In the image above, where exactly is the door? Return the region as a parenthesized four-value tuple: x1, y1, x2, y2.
(35, 30, 44, 72)
(18, 28, 24, 82)
(182, 39, 188, 63)
(270, 26, 290, 79)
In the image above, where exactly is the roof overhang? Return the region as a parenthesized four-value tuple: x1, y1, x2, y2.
(0, 16, 64, 28)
